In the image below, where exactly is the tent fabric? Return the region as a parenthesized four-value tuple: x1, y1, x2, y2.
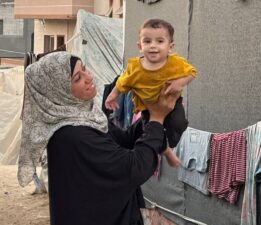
(70, 9, 124, 106)
(0, 67, 24, 165)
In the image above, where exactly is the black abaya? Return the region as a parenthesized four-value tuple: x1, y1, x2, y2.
(47, 121, 166, 225)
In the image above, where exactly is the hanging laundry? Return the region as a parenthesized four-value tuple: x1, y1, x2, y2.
(241, 121, 261, 225)
(208, 129, 247, 204)
(112, 92, 133, 129)
(175, 127, 212, 195)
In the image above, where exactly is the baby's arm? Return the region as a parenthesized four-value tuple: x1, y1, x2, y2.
(164, 75, 194, 95)
(163, 147, 181, 167)
(105, 86, 121, 111)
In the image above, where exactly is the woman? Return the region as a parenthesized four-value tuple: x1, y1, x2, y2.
(18, 51, 179, 225)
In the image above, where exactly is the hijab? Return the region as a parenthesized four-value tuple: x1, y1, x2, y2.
(18, 51, 108, 187)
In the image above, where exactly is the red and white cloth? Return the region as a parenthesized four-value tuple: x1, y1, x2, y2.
(208, 129, 247, 204)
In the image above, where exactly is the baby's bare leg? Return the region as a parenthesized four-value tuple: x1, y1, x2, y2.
(163, 147, 181, 167)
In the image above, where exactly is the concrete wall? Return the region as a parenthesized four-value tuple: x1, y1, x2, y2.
(0, 1, 33, 58)
(125, 1, 261, 225)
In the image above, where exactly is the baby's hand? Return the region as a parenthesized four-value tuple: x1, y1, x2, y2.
(105, 94, 119, 111)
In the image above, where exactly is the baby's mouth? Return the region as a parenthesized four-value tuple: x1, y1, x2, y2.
(149, 52, 159, 55)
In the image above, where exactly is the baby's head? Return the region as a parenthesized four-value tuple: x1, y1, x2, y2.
(139, 18, 174, 43)
(137, 19, 175, 65)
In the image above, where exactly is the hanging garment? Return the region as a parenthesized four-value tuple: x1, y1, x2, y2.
(175, 127, 212, 195)
(113, 92, 134, 129)
(102, 75, 134, 129)
(208, 129, 247, 204)
(241, 121, 261, 225)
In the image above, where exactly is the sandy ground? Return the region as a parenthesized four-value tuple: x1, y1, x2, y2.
(0, 165, 50, 225)
(0, 165, 178, 225)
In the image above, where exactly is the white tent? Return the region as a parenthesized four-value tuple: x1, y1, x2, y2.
(0, 66, 24, 165)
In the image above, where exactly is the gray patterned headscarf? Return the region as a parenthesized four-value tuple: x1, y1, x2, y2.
(18, 51, 108, 187)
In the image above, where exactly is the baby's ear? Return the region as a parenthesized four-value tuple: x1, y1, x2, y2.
(137, 41, 142, 51)
(169, 42, 175, 53)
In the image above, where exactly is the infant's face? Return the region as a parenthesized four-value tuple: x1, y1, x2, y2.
(138, 27, 174, 64)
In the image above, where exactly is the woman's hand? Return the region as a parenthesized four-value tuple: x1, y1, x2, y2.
(143, 85, 181, 124)
(164, 75, 194, 95)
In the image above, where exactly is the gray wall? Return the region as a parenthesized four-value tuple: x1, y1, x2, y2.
(125, 0, 261, 225)
(188, 0, 261, 133)
(0, 1, 34, 58)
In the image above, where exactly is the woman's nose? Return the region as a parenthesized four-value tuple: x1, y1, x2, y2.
(84, 71, 93, 83)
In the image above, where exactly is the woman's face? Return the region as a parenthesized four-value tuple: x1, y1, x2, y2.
(71, 60, 97, 101)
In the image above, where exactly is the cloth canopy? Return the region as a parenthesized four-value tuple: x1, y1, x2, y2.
(70, 9, 124, 106)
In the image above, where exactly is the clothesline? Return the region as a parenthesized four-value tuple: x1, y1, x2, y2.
(143, 121, 260, 225)
(0, 49, 25, 55)
(144, 196, 207, 225)
(188, 121, 260, 135)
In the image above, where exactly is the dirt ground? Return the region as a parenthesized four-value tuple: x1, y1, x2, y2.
(0, 165, 50, 225)
(0, 165, 178, 225)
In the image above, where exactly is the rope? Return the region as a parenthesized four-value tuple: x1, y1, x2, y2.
(0, 49, 25, 55)
(144, 196, 208, 225)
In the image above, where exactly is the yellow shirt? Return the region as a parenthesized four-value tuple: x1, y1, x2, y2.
(116, 53, 197, 113)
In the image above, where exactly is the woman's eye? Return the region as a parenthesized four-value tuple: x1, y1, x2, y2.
(82, 65, 86, 71)
(74, 74, 81, 82)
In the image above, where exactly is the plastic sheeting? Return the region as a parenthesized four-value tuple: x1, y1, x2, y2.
(70, 9, 124, 106)
(0, 67, 24, 165)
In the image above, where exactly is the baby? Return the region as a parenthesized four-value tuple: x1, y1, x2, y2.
(105, 18, 197, 167)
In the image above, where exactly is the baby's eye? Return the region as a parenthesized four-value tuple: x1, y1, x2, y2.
(143, 39, 151, 44)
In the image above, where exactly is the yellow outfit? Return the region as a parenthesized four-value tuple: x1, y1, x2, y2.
(116, 53, 197, 113)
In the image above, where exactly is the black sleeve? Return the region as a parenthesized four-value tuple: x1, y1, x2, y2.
(106, 121, 167, 187)
(49, 122, 166, 190)
(108, 118, 144, 149)
(127, 121, 167, 187)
